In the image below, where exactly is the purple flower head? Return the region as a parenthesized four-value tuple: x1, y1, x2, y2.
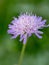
(7, 13, 49, 44)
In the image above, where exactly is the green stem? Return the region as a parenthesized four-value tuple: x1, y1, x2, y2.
(18, 43, 26, 65)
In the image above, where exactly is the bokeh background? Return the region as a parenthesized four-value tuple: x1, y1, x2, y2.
(0, 0, 49, 65)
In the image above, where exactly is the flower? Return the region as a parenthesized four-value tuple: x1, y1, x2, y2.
(7, 13, 49, 44)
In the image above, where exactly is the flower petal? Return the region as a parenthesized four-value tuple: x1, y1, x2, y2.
(35, 33, 42, 38)
(23, 34, 27, 44)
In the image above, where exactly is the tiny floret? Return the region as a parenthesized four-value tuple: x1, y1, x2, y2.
(7, 13, 49, 44)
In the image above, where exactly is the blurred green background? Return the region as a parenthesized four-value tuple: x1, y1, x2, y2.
(0, 0, 49, 65)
